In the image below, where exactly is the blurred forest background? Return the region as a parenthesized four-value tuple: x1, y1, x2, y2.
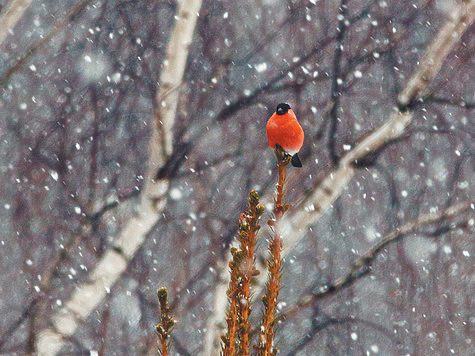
(0, 0, 474, 355)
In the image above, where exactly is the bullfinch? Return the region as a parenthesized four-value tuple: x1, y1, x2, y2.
(266, 103, 304, 167)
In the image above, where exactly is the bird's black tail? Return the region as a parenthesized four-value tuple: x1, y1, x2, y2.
(291, 153, 302, 167)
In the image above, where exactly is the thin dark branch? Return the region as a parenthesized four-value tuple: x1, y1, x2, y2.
(0, 298, 40, 349)
(286, 313, 400, 355)
(424, 95, 475, 109)
(280, 202, 472, 321)
(328, 0, 348, 165)
(85, 189, 141, 223)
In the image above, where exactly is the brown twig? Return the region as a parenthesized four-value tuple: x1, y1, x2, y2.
(222, 191, 264, 355)
(221, 248, 240, 355)
(238, 191, 264, 354)
(257, 145, 291, 355)
(156, 287, 175, 356)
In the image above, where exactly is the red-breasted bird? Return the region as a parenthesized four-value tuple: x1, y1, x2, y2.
(266, 103, 304, 167)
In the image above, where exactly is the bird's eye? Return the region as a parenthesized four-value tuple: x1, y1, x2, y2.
(276, 103, 290, 115)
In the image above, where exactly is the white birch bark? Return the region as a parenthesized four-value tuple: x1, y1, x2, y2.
(36, 0, 203, 354)
(0, 0, 32, 46)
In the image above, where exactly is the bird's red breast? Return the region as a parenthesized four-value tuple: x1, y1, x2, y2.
(266, 108, 304, 155)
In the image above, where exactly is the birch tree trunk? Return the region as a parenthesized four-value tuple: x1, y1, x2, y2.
(36, 0, 203, 354)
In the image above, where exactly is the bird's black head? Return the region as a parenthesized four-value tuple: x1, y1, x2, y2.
(276, 103, 291, 116)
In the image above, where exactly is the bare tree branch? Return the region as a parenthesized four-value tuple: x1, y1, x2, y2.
(0, 297, 40, 349)
(424, 95, 475, 109)
(328, 0, 348, 165)
(281, 201, 473, 321)
(287, 313, 400, 355)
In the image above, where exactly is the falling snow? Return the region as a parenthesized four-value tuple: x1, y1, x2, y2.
(169, 187, 183, 200)
(0, 0, 472, 355)
(255, 62, 268, 72)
